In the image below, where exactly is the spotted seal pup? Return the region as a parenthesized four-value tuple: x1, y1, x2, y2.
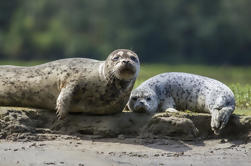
(0, 49, 140, 119)
(128, 72, 235, 134)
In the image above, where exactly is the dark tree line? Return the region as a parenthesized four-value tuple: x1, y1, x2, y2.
(0, 0, 251, 65)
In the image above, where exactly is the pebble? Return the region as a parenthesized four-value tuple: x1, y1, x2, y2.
(220, 139, 227, 143)
(118, 134, 125, 140)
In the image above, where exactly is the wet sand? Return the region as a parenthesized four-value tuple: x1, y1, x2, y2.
(1, 137, 250, 166)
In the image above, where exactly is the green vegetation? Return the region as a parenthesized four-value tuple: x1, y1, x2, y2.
(135, 64, 251, 115)
(136, 64, 251, 86)
(1, 0, 251, 65)
(230, 84, 251, 111)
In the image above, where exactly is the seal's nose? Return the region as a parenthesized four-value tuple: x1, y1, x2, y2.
(122, 60, 130, 64)
(139, 101, 144, 105)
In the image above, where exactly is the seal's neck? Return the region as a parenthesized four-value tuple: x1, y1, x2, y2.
(98, 63, 107, 81)
(116, 79, 134, 90)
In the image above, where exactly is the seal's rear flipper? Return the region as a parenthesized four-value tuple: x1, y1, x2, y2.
(210, 106, 235, 135)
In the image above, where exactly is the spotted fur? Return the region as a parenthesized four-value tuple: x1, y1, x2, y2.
(128, 72, 235, 134)
(0, 49, 140, 119)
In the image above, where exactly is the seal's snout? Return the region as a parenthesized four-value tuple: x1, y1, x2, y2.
(135, 101, 145, 109)
(120, 62, 136, 74)
(134, 101, 148, 113)
(122, 60, 130, 64)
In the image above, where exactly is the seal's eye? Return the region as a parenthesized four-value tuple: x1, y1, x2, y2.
(132, 97, 137, 101)
(146, 97, 151, 101)
(130, 56, 138, 62)
(113, 56, 120, 61)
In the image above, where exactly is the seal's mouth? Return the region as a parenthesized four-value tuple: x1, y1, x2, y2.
(119, 67, 136, 75)
(116, 64, 137, 80)
(134, 104, 149, 113)
(120, 63, 136, 73)
(135, 107, 147, 113)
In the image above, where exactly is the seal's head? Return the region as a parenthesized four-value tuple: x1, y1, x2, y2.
(128, 88, 159, 114)
(104, 49, 140, 81)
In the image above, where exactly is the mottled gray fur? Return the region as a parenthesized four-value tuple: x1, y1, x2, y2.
(0, 49, 140, 119)
(128, 72, 235, 134)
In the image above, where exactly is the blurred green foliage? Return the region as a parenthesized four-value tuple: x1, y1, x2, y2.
(0, 0, 251, 64)
(135, 64, 251, 87)
(230, 84, 251, 110)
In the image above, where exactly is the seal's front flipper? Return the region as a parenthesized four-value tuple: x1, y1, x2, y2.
(56, 83, 77, 119)
(165, 108, 179, 113)
(161, 97, 177, 112)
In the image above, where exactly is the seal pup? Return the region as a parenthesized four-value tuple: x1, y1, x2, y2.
(0, 49, 140, 119)
(128, 72, 235, 135)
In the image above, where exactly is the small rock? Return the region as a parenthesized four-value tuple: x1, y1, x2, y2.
(4, 117, 10, 121)
(220, 139, 227, 143)
(154, 154, 160, 157)
(108, 152, 115, 156)
(4, 148, 11, 151)
(118, 134, 125, 140)
(39, 143, 46, 146)
(29, 143, 36, 147)
(44, 162, 56, 165)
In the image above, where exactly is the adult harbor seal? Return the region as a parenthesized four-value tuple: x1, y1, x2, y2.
(128, 72, 235, 135)
(0, 49, 140, 119)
